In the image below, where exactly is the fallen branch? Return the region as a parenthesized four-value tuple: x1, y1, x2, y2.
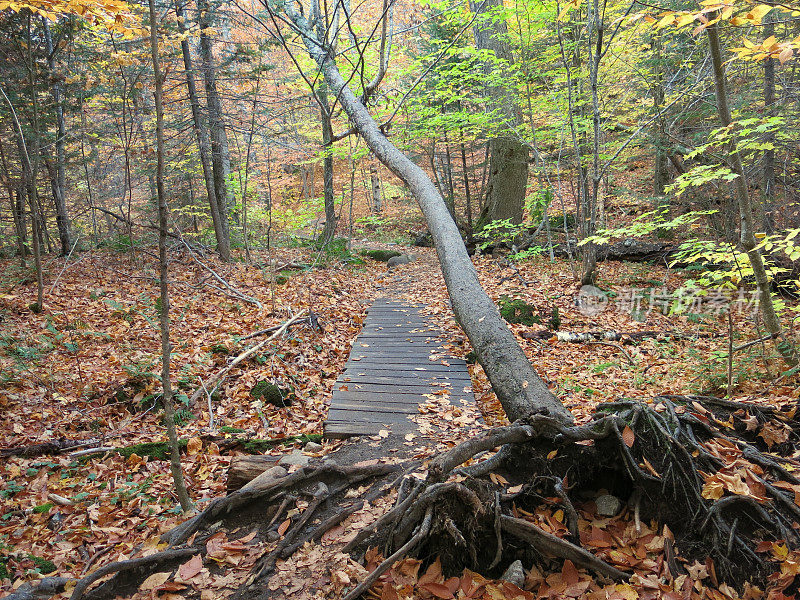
(500, 515, 628, 580)
(187, 311, 310, 406)
(70, 547, 197, 600)
(238, 313, 317, 341)
(178, 237, 262, 309)
(522, 330, 720, 343)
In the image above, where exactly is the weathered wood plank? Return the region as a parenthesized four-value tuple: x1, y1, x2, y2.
(324, 298, 475, 438)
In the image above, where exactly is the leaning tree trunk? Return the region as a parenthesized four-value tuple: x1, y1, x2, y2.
(471, 0, 529, 227)
(282, 5, 570, 424)
(706, 21, 798, 367)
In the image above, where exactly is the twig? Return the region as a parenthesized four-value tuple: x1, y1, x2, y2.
(70, 548, 197, 600)
(179, 237, 262, 309)
(342, 507, 433, 600)
(188, 312, 309, 405)
(47, 235, 81, 295)
(587, 340, 635, 365)
(238, 314, 314, 341)
(69, 447, 116, 458)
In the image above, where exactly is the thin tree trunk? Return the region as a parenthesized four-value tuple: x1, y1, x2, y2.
(198, 0, 235, 232)
(43, 18, 72, 256)
(148, 0, 192, 512)
(580, 0, 603, 286)
(317, 83, 337, 245)
(706, 20, 798, 367)
(762, 13, 776, 233)
(370, 165, 382, 213)
(459, 135, 474, 232)
(281, 5, 571, 424)
(176, 0, 231, 261)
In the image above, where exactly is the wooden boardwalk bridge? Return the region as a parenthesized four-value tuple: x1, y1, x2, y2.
(323, 298, 475, 438)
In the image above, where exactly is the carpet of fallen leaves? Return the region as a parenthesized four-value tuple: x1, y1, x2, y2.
(1, 240, 798, 600)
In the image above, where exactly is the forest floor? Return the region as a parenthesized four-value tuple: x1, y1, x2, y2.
(1, 240, 798, 600)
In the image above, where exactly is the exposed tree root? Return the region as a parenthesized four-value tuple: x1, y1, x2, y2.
(40, 396, 800, 600)
(336, 396, 800, 594)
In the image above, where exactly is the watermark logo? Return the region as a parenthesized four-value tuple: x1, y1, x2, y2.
(577, 285, 609, 316)
(576, 285, 760, 318)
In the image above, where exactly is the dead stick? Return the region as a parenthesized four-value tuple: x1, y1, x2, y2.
(342, 508, 433, 600)
(188, 312, 309, 405)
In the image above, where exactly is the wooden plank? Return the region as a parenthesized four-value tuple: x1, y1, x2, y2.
(327, 409, 415, 424)
(331, 390, 472, 404)
(337, 375, 472, 388)
(339, 371, 472, 382)
(334, 379, 471, 390)
(324, 422, 400, 438)
(348, 355, 466, 363)
(347, 363, 467, 373)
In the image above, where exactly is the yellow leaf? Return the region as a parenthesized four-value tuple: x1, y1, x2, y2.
(746, 4, 773, 23)
(656, 13, 675, 29)
(779, 47, 794, 64)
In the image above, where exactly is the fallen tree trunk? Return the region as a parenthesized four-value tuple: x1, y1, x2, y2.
(279, 5, 570, 425)
(226, 455, 280, 491)
(521, 329, 721, 343)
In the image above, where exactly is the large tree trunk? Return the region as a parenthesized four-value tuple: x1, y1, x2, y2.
(706, 21, 798, 367)
(198, 0, 235, 232)
(175, 0, 231, 261)
(281, 5, 571, 424)
(471, 0, 528, 227)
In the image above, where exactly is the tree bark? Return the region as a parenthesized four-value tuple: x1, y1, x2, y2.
(317, 83, 337, 245)
(279, 5, 571, 424)
(198, 0, 235, 231)
(762, 13, 776, 233)
(706, 21, 798, 367)
(148, 0, 192, 512)
(471, 0, 529, 227)
(175, 0, 231, 261)
(42, 18, 72, 256)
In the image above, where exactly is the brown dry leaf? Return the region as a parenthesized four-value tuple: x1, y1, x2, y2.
(140, 571, 171, 591)
(278, 518, 291, 536)
(186, 437, 203, 455)
(621, 426, 635, 448)
(177, 554, 203, 581)
(419, 582, 455, 599)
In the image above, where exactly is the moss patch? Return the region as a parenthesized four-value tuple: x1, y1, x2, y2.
(243, 433, 322, 453)
(117, 440, 188, 460)
(251, 381, 293, 406)
(219, 426, 246, 434)
(498, 296, 540, 326)
(360, 249, 402, 262)
(31, 556, 56, 574)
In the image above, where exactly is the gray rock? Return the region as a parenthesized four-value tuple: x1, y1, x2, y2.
(278, 449, 310, 468)
(304, 441, 323, 453)
(387, 254, 413, 269)
(500, 560, 525, 588)
(596, 494, 622, 517)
